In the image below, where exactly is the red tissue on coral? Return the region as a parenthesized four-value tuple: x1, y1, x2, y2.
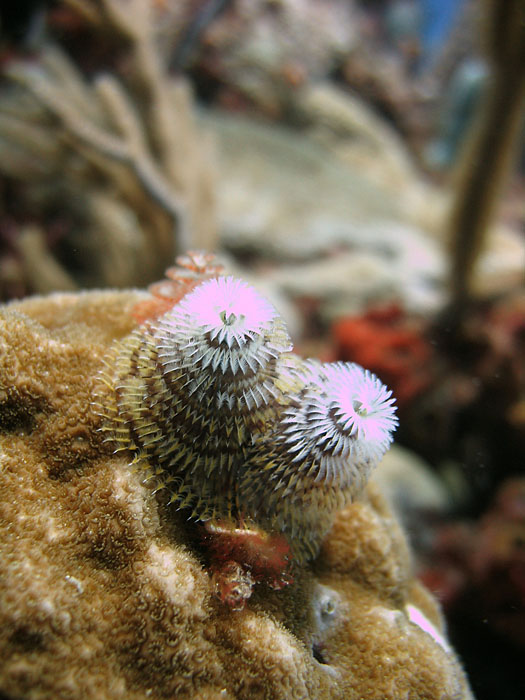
(202, 520, 293, 610)
(131, 251, 224, 324)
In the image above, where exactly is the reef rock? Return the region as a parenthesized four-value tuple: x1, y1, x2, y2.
(0, 290, 474, 699)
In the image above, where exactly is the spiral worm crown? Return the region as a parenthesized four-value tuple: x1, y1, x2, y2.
(155, 276, 292, 411)
(102, 276, 398, 559)
(238, 360, 398, 560)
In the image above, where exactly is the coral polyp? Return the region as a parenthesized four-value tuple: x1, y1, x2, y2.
(101, 272, 397, 563)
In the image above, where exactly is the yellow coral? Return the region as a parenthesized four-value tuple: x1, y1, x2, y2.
(0, 290, 474, 699)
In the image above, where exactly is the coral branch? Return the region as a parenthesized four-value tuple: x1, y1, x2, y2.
(0, 2, 217, 293)
(14, 226, 78, 294)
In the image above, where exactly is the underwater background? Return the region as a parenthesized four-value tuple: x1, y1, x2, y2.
(0, 2, 524, 699)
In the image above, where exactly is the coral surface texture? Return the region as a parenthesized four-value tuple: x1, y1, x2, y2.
(0, 290, 474, 699)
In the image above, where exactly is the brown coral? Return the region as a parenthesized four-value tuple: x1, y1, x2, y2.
(0, 290, 474, 699)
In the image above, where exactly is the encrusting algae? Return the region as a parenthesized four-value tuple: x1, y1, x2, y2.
(0, 262, 475, 699)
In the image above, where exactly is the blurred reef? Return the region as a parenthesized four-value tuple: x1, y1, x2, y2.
(0, 1, 524, 698)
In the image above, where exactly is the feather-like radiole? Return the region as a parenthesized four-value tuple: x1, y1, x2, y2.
(238, 360, 398, 561)
(100, 275, 397, 562)
(102, 276, 293, 522)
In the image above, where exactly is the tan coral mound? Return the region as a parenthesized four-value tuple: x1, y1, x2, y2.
(0, 291, 474, 700)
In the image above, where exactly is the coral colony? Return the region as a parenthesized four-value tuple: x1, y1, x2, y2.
(0, 285, 475, 700)
(103, 269, 397, 608)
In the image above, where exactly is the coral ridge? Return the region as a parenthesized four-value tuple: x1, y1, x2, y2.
(0, 287, 474, 700)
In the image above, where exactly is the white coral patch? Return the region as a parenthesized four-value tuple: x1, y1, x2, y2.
(406, 604, 451, 653)
(371, 605, 406, 628)
(144, 542, 206, 617)
(44, 516, 69, 543)
(240, 614, 300, 664)
(111, 462, 159, 534)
